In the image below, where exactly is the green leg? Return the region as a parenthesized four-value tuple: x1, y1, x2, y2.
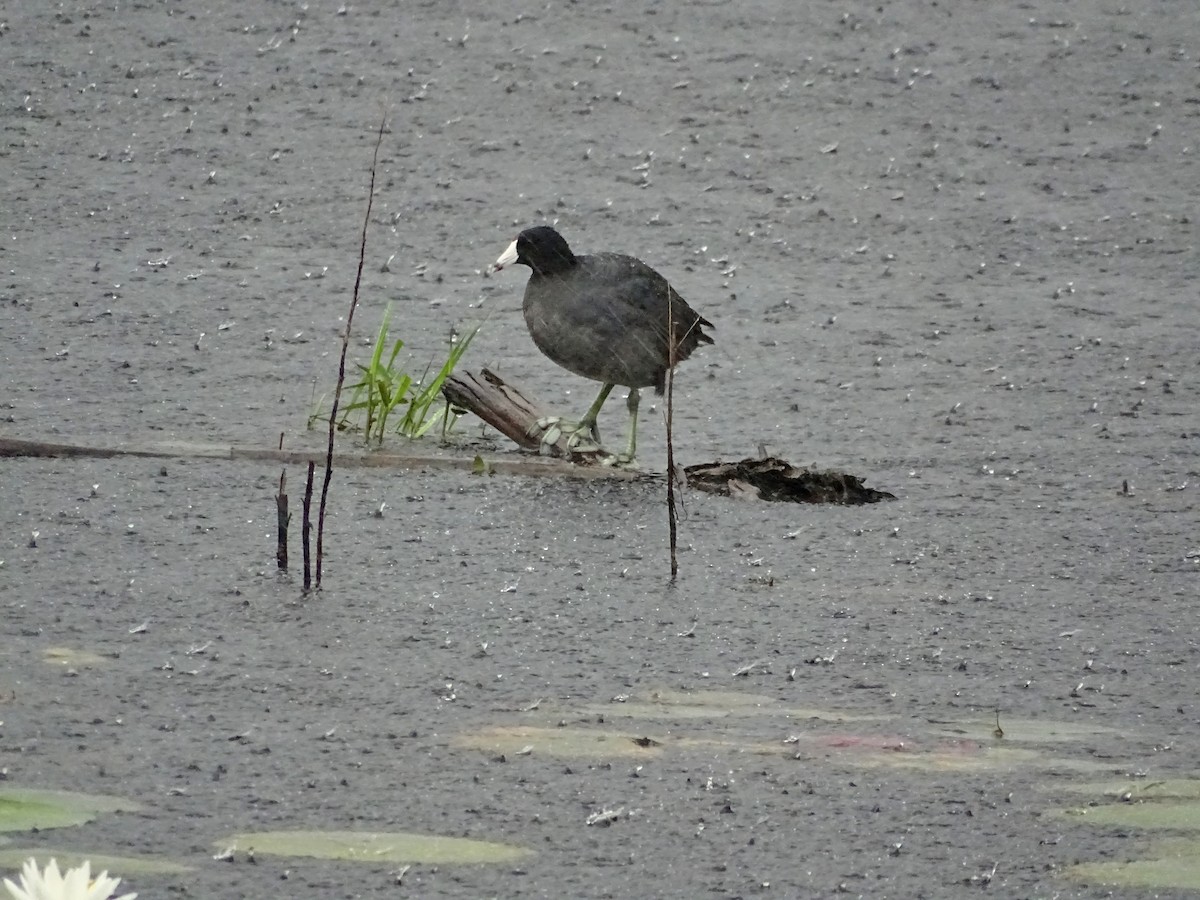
(576, 382, 615, 444)
(619, 388, 640, 463)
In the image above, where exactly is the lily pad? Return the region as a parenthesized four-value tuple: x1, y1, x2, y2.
(1057, 779, 1200, 801)
(850, 744, 1042, 773)
(931, 717, 1121, 744)
(0, 789, 140, 832)
(587, 689, 883, 724)
(643, 688, 779, 710)
(42, 647, 107, 668)
(1068, 852, 1200, 890)
(452, 724, 665, 759)
(0, 849, 189, 875)
(216, 830, 532, 865)
(585, 701, 756, 721)
(1052, 801, 1200, 831)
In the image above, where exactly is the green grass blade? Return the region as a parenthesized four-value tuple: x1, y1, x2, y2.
(400, 324, 481, 437)
(312, 305, 480, 441)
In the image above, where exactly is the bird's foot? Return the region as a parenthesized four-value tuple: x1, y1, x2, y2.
(528, 416, 604, 456)
(601, 450, 639, 469)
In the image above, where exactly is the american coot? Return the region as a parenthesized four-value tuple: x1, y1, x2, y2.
(493, 225, 714, 462)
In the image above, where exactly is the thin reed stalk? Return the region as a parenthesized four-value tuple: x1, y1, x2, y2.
(666, 287, 679, 582)
(315, 113, 387, 590)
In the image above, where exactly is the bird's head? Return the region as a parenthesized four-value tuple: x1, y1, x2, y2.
(492, 225, 576, 276)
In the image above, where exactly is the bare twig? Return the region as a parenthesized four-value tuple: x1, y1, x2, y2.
(316, 112, 388, 590)
(303, 460, 315, 592)
(276, 470, 288, 570)
(665, 286, 679, 581)
(276, 432, 289, 570)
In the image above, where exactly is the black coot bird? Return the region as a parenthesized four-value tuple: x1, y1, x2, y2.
(492, 225, 714, 462)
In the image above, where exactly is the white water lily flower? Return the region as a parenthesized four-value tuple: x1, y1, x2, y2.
(2, 858, 137, 900)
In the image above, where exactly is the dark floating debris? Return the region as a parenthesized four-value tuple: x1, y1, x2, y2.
(442, 370, 896, 502)
(684, 457, 896, 504)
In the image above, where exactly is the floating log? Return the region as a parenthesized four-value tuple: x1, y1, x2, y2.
(0, 422, 896, 503)
(442, 367, 613, 464)
(0, 435, 639, 481)
(443, 370, 896, 504)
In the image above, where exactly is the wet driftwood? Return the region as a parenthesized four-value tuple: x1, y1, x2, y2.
(684, 457, 896, 504)
(1, 410, 896, 503)
(0, 435, 641, 480)
(442, 367, 612, 463)
(442, 370, 896, 504)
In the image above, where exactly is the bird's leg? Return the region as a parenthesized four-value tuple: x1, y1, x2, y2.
(573, 382, 613, 444)
(616, 387, 640, 464)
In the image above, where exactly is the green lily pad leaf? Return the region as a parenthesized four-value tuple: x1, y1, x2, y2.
(587, 689, 883, 724)
(453, 725, 664, 759)
(216, 830, 532, 865)
(1058, 779, 1200, 801)
(0, 849, 189, 875)
(1052, 801, 1200, 831)
(851, 744, 1041, 772)
(589, 701, 756, 721)
(0, 789, 140, 833)
(1068, 851, 1200, 890)
(805, 736, 1109, 775)
(43, 647, 107, 668)
(931, 717, 1120, 744)
(645, 688, 779, 710)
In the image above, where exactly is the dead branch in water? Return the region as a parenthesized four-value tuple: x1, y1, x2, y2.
(316, 112, 388, 590)
(442, 368, 615, 464)
(303, 460, 315, 592)
(276, 432, 289, 570)
(276, 474, 288, 570)
(665, 287, 679, 582)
